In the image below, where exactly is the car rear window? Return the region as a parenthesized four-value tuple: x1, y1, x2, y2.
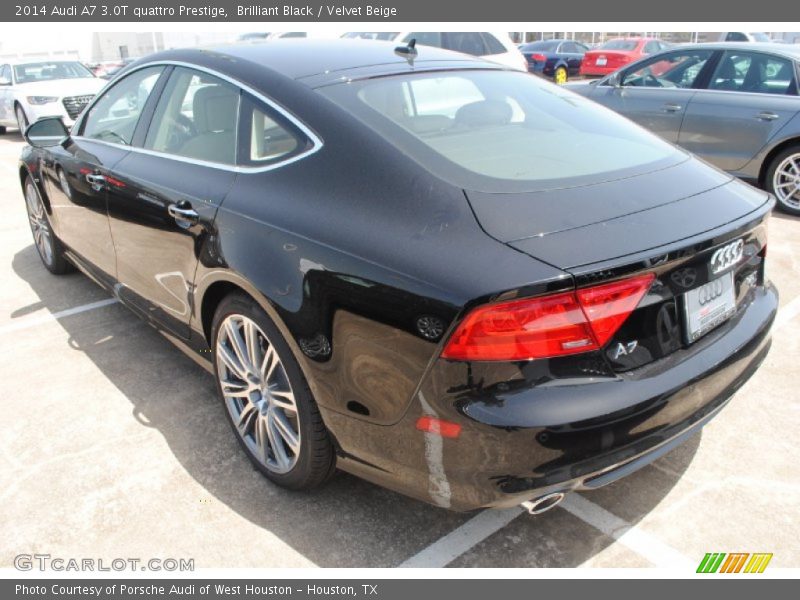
(600, 40, 639, 51)
(521, 41, 560, 52)
(320, 69, 683, 193)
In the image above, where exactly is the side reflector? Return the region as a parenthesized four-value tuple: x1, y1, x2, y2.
(415, 416, 462, 438)
(441, 273, 654, 362)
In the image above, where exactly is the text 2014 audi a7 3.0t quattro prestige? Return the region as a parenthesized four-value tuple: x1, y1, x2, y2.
(18, 40, 777, 512)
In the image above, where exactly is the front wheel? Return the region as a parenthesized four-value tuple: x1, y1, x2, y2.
(24, 176, 72, 274)
(15, 105, 28, 133)
(554, 66, 568, 85)
(766, 145, 800, 215)
(212, 293, 335, 490)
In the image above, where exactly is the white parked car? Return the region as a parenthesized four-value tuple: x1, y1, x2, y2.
(342, 32, 528, 71)
(0, 60, 106, 133)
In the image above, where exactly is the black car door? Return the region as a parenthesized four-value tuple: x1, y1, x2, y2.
(105, 66, 239, 340)
(41, 65, 166, 282)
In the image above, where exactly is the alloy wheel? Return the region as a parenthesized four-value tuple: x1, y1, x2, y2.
(216, 314, 301, 474)
(555, 67, 568, 85)
(25, 181, 53, 266)
(16, 106, 28, 133)
(772, 152, 800, 210)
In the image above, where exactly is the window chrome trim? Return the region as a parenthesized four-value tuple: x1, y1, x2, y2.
(72, 60, 324, 174)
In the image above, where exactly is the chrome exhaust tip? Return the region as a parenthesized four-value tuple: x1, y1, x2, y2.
(521, 492, 565, 515)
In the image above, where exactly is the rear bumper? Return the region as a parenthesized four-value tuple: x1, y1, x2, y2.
(579, 66, 614, 77)
(327, 282, 777, 511)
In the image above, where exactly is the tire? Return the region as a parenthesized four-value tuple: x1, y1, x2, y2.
(0, 125, 6, 135)
(23, 175, 73, 275)
(15, 104, 28, 133)
(766, 144, 800, 215)
(554, 66, 568, 85)
(212, 292, 335, 490)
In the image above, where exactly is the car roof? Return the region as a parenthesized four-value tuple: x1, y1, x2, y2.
(676, 42, 800, 60)
(204, 39, 497, 82)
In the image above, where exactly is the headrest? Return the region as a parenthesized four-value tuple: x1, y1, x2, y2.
(454, 100, 513, 127)
(192, 85, 238, 133)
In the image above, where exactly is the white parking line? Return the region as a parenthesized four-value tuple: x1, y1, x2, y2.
(0, 298, 118, 335)
(561, 494, 693, 568)
(398, 508, 522, 568)
(774, 293, 800, 329)
(397, 494, 695, 569)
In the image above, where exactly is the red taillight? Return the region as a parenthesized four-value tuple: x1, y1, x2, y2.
(416, 416, 462, 438)
(575, 274, 655, 347)
(441, 274, 654, 362)
(530, 53, 546, 62)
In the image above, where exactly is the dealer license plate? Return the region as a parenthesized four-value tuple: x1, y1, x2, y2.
(596, 57, 607, 65)
(682, 271, 736, 343)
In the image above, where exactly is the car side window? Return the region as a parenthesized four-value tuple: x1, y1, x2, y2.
(758, 56, 798, 95)
(444, 33, 488, 56)
(480, 33, 507, 55)
(643, 41, 661, 55)
(402, 32, 443, 48)
(562, 42, 579, 54)
(239, 94, 308, 167)
(708, 51, 795, 94)
(622, 49, 713, 89)
(144, 67, 240, 165)
(80, 66, 163, 145)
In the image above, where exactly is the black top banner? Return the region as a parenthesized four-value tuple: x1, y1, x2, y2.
(0, 0, 790, 22)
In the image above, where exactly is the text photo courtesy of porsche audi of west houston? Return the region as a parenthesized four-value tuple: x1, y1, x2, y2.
(1, 0, 799, 594)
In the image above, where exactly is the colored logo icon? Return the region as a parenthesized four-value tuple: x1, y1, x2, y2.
(697, 552, 773, 573)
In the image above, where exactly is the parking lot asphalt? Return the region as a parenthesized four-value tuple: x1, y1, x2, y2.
(1, 131, 798, 570)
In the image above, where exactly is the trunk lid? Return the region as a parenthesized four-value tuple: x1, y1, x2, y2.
(465, 157, 768, 269)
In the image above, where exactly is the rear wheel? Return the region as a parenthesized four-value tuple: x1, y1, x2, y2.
(24, 176, 72, 274)
(212, 293, 335, 490)
(0, 125, 6, 135)
(554, 66, 568, 85)
(766, 145, 800, 215)
(15, 104, 28, 133)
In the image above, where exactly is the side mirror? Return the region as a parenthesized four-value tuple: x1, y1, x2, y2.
(607, 72, 624, 88)
(0, 76, 11, 86)
(24, 117, 69, 148)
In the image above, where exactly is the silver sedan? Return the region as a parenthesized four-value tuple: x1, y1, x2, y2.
(566, 42, 800, 214)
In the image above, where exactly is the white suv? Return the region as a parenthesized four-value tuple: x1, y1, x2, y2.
(343, 32, 528, 71)
(0, 60, 106, 133)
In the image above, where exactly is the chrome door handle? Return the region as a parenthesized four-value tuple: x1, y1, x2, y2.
(85, 173, 105, 189)
(168, 203, 199, 226)
(756, 111, 779, 121)
(663, 103, 683, 112)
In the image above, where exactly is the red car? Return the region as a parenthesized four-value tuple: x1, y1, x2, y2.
(580, 38, 670, 77)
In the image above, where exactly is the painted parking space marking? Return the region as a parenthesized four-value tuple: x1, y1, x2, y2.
(0, 297, 118, 335)
(562, 494, 693, 569)
(774, 293, 800, 329)
(398, 508, 522, 568)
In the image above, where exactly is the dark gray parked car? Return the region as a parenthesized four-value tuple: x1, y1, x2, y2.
(566, 43, 800, 214)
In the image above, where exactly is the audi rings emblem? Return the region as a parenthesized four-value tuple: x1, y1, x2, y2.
(697, 278, 725, 306)
(710, 239, 744, 275)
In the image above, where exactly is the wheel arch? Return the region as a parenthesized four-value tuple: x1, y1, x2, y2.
(759, 136, 800, 188)
(19, 160, 52, 211)
(196, 273, 304, 367)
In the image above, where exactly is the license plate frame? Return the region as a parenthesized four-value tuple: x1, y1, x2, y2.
(682, 271, 736, 344)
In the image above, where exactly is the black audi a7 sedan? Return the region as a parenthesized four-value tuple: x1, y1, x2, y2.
(18, 40, 777, 512)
